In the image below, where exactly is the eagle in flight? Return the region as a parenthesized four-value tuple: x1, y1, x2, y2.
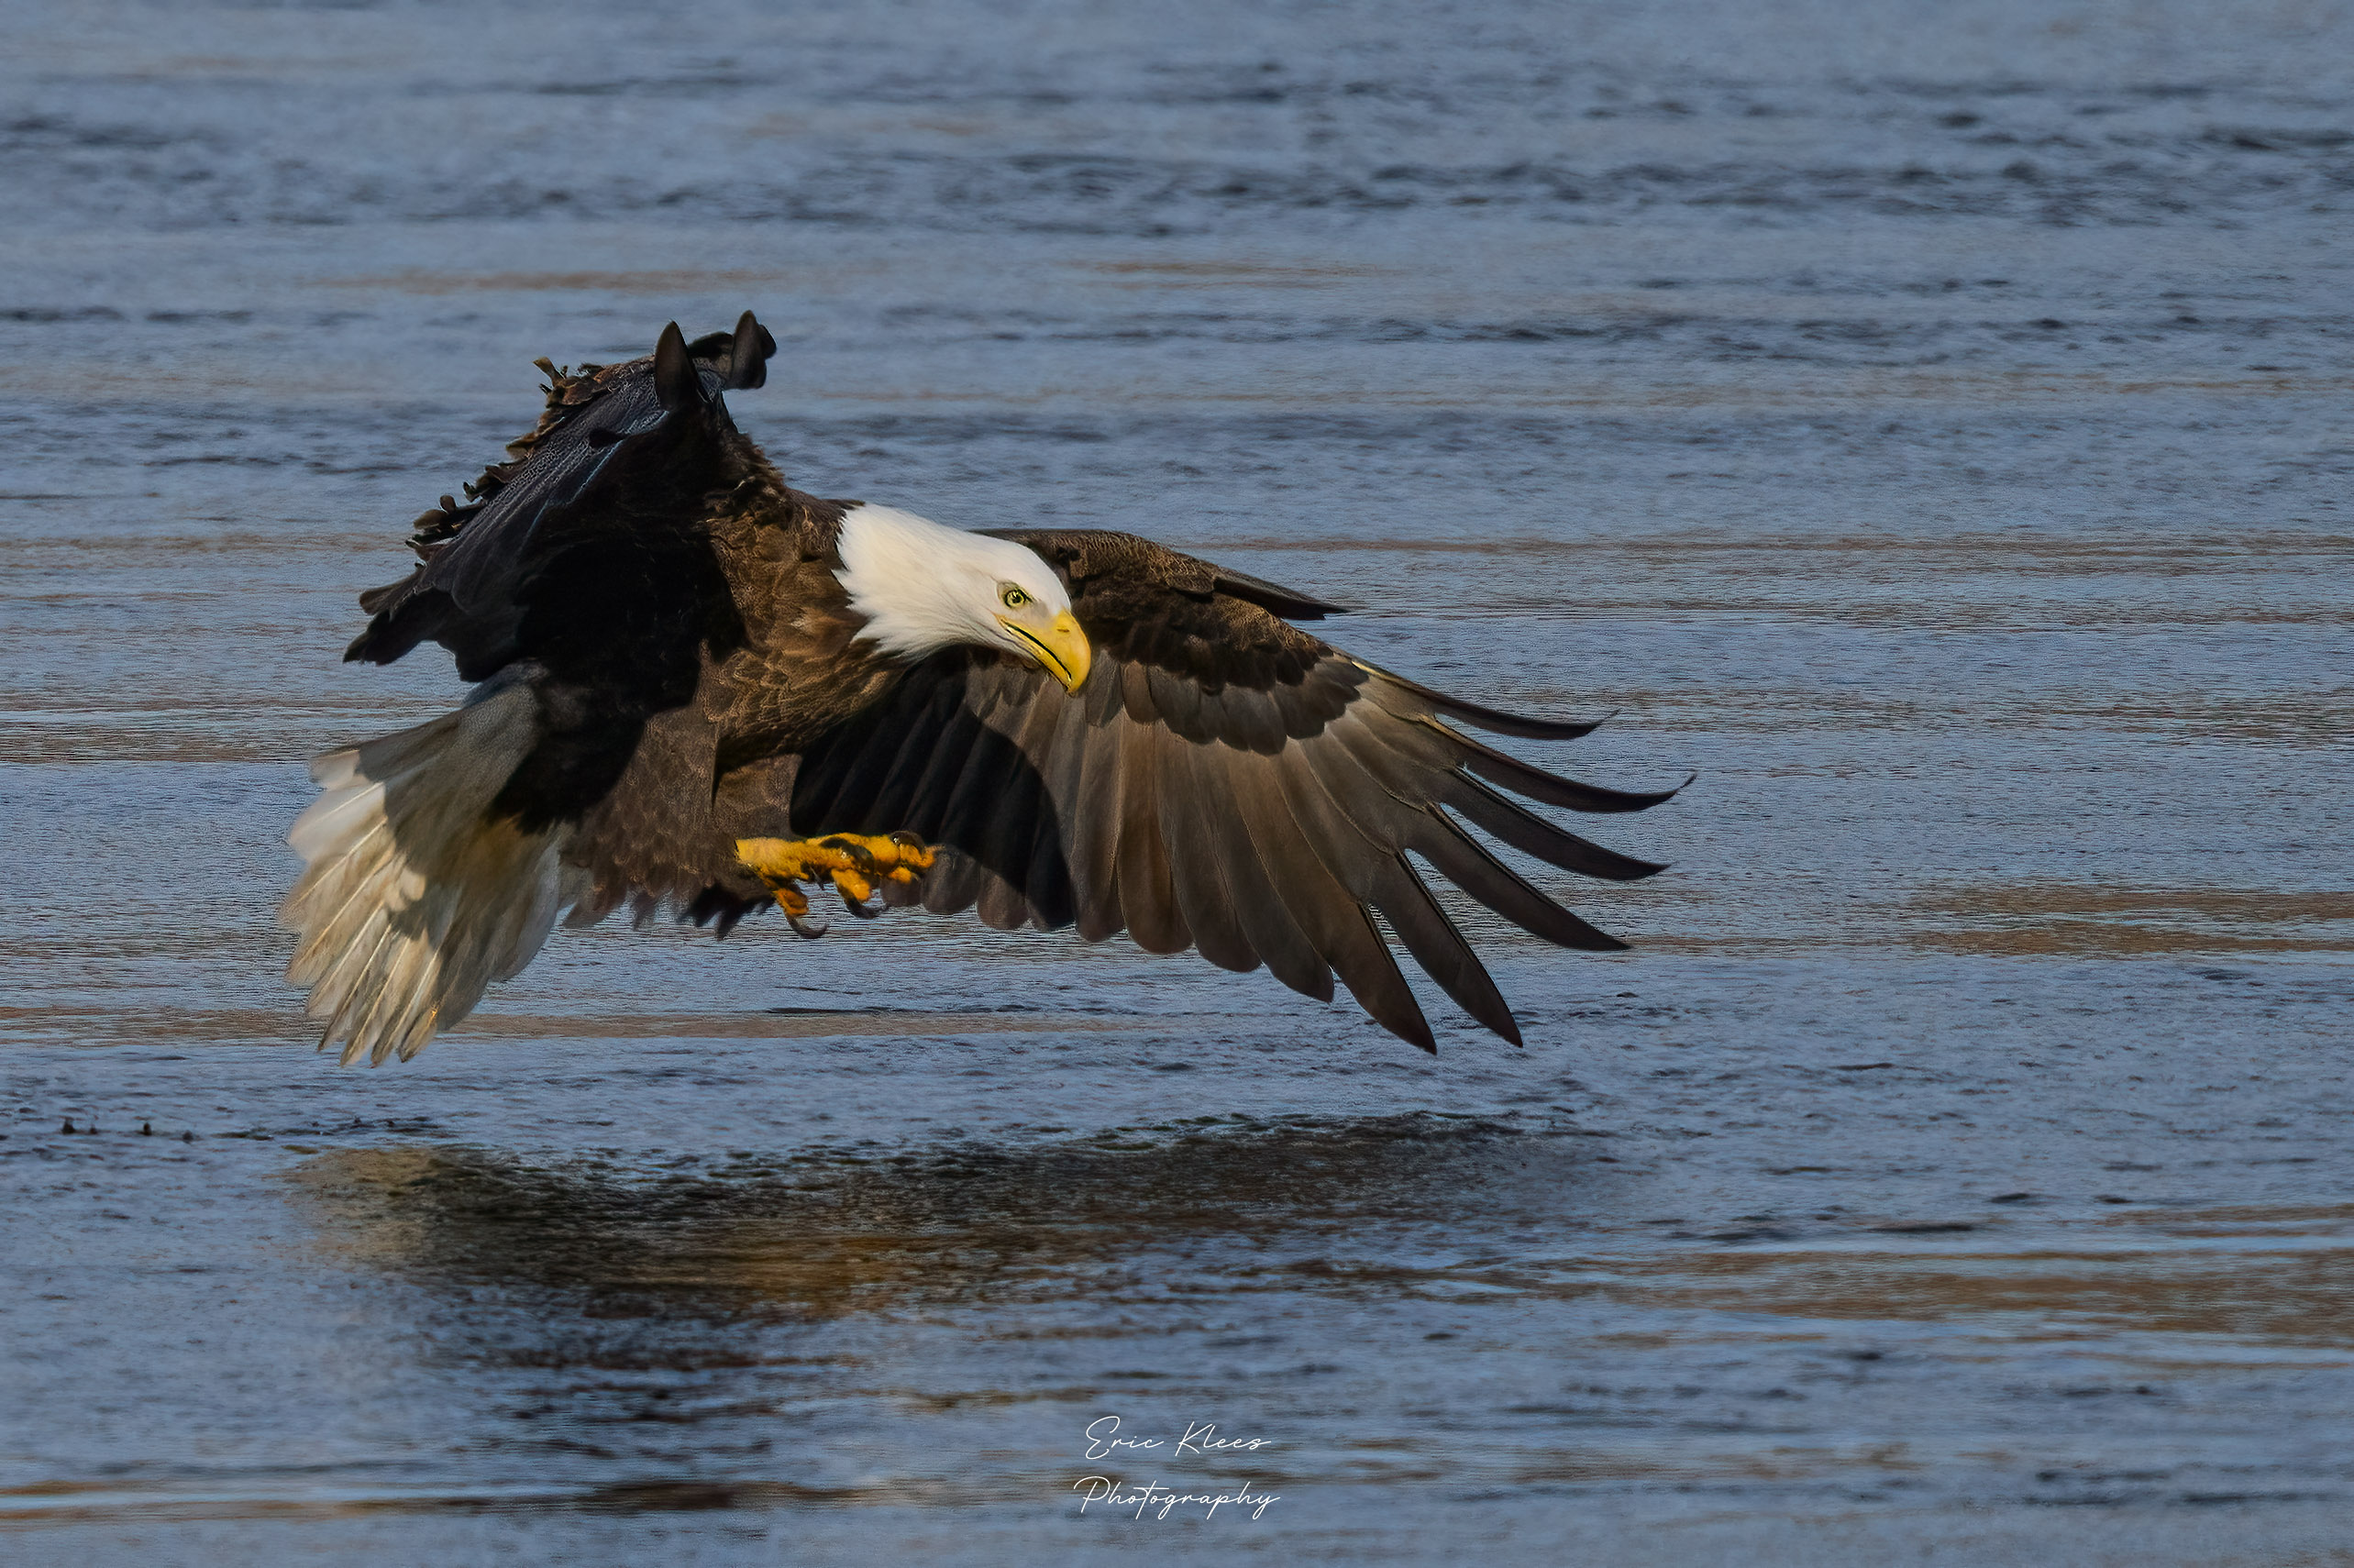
(283, 314, 1678, 1066)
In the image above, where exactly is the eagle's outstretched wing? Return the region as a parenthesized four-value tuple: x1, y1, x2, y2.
(789, 528, 1677, 1052)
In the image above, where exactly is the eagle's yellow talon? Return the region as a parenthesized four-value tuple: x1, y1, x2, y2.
(735, 834, 935, 924)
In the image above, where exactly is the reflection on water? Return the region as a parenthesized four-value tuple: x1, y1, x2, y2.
(293, 1117, 2354, 1350)
(291, 1114, 1534, 1321)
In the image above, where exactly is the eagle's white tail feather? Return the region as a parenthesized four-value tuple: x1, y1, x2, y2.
(281, 683, 577, 1066)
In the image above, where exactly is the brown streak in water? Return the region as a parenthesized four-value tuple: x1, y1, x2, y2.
(1889, 928, 2354, 956)
(2104, 1203, 2354, 1231)
(1209, 530, 2354, 559)
(1884, 883, 2354, 956)
(1542, 688, 2348, 734)
(0, 733, 431, 766)
(1608, 1250, 2354, 1345)
(1326, 1248, 2354, 1347)
(1442, 683, 2346, 742)
(457, 1010, 1160, 1039)
(1926, 887, 2354, 923)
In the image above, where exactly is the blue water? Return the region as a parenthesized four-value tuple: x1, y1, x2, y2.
(5, 1, 2353, 1562)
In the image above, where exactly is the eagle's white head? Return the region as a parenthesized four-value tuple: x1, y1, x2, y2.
(833, 503, 1092, 691)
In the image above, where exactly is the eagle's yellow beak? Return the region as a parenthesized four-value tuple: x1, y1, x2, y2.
(998, 608, 1092, 692)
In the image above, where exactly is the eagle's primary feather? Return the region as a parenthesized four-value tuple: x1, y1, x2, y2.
(283, 313, 1679, 1064)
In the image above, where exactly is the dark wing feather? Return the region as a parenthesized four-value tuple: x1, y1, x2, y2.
(791, 529, 1678, 1051)
(343, 326, 757, 842)
(346, 320, 770, 688)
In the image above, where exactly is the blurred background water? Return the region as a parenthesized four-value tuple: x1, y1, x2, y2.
(3, 1, 2352, 1562)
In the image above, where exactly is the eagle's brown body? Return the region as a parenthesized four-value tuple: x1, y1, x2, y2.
(286, 313, 1678, 1065)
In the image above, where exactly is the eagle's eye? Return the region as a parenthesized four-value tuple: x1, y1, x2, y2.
(1000, 584, 1031, 610)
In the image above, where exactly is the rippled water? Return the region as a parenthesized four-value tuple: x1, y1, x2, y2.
(6, 1, 2353, 1562)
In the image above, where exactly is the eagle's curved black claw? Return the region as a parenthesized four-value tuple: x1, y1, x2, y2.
(838, 886, 882, 919)
(787, 913, 829, 940)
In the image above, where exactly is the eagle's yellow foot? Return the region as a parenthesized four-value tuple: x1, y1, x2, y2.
(767, 880, 824, 940)
(735, 833, 936, 932)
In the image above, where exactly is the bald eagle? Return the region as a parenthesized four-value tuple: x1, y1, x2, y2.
(283, 314, 1678, 1066)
